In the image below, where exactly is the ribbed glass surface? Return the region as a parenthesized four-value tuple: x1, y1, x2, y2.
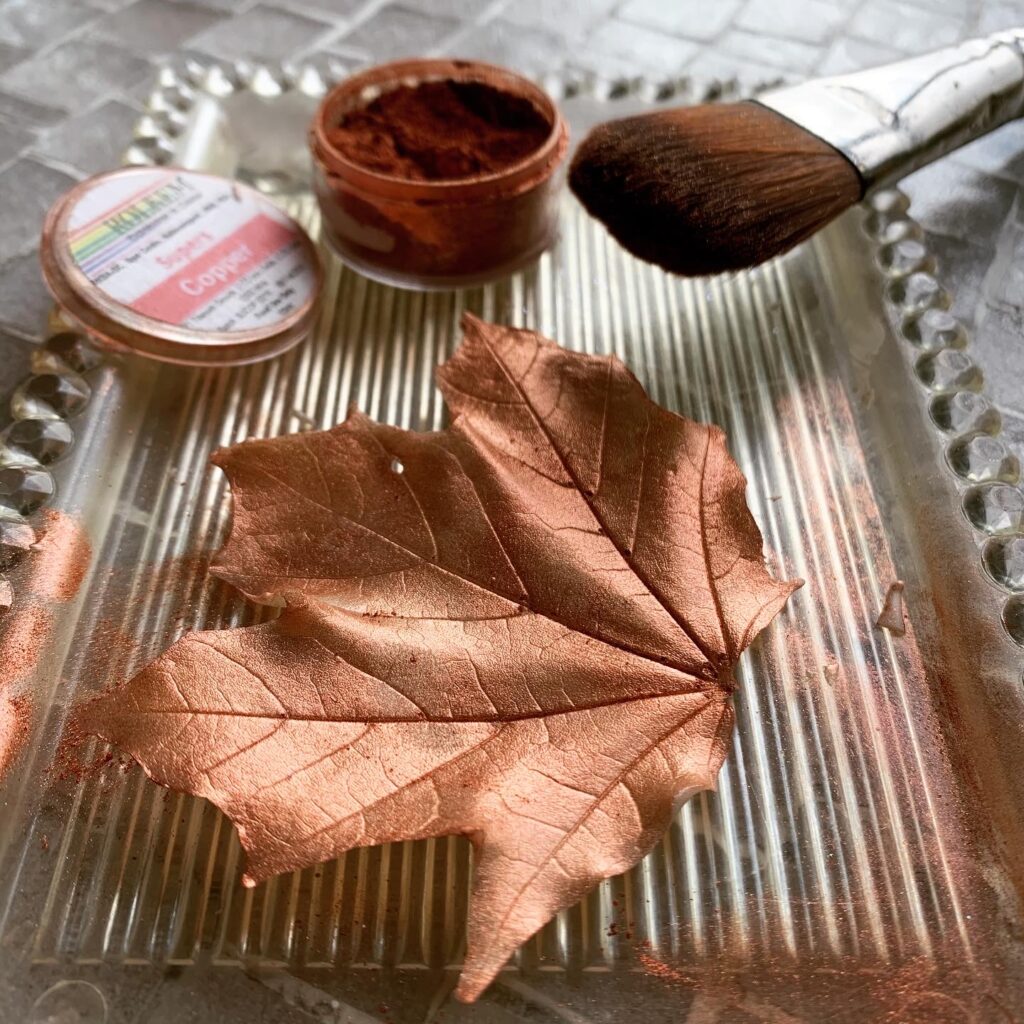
(0, 193, 992, 1020)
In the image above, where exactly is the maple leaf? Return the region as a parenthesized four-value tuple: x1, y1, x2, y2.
(81, 315, 799, 1001)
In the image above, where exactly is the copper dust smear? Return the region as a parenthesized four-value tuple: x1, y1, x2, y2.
(50, 717, 129, 786)
(0, 694, 31, 780)
(0, 511, 91, 691)
(0, 512, 90, 784)
(30, 509, 92, 602)
(632, 946, 1003, 1022)
(0, 604, 53, 692)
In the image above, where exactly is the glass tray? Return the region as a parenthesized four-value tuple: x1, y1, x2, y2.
(1, 62, 1022, 1023)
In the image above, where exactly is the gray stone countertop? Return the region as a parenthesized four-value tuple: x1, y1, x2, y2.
(0, 0, 1022, 453)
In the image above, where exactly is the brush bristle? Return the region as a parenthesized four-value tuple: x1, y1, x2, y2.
(569, 102, 864, 277)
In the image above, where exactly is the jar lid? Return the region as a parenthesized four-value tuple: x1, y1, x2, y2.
(40, 167, 322, 366)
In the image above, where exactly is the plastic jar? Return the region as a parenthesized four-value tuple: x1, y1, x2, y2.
(40, 168, 322, 366)
(309, 59, 569, 289)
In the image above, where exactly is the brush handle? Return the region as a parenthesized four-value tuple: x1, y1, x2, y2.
(758, 31, 1024, 191)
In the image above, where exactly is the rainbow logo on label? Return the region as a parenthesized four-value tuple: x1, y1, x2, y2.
(71, 175, 192, 275)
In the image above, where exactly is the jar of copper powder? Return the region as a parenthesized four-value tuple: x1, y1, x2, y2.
(309, 59, 569, 289)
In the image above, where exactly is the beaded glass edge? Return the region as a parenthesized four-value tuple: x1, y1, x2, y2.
(2, 56, 1021, 651)
(864, 192, 1024, 648)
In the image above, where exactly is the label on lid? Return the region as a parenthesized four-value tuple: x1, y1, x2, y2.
(65, 169, 317, 334)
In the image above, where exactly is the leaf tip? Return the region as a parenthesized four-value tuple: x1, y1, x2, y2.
(343, 405, 370, 427)
(459, 310, 485, 334)
(209, 444, 236, 471)
(453, 973, 488, 1004)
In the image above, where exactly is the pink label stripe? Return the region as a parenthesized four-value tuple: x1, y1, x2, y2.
(131, 214, 296, 325)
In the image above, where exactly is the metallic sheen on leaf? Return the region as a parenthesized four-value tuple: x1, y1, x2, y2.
(82, 315, 800, 1000)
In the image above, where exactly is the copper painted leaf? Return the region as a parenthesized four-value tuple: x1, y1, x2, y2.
(82, 314, 799, 1001)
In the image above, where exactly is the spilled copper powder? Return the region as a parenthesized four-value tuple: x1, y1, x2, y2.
(631, 945, 1005, 1022)
(0, 694, 31, 779)
(50, 718, 129, 786)
(328, 80, 551, 181)
(30, 508, 92, 601)
(777, 625, 845, 698)
(0, 510, 91, 785)
(0, 603, 52, 693)
(0, 511, 91, 690)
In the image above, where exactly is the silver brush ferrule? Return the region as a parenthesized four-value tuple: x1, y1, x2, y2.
(757, 30, 1024, 192)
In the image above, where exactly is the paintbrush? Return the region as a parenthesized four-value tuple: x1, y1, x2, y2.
(570, 32, 1024, 276)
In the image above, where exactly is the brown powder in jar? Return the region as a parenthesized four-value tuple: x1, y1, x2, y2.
(328, 79, 552, 181)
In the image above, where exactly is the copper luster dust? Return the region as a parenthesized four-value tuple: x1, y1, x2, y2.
(310, 59, 569, 289)
(0, 511, 91, 784)
(0, 695, 31, 781)
(327, 80, 551, 181)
